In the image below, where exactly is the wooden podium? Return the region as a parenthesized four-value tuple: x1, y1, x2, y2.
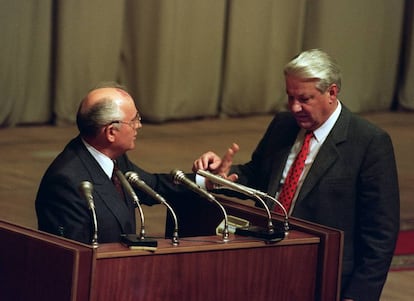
(0, 198, 342, 301)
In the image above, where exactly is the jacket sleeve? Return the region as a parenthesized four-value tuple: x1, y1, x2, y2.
(115, 154, 196, 206)
(343, 130, 400, 300)
(36, 173, 92, 244)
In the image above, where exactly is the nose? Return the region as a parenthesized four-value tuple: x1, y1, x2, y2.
(289, 100, 302, 113)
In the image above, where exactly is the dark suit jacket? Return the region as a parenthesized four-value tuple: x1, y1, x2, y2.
(231, 106, 400, 301)
(35, 136, 186, 244)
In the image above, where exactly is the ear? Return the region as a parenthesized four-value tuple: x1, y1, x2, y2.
(327, 84, 338, 102)
(104, 124, 117, 143)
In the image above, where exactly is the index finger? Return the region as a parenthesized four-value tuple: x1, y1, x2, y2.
(216, 143, 239, 176)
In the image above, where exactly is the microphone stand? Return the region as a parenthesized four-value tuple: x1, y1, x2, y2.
(125, 171, 179, 246)
(171, 169, 230, 242)
(197, 170, 289, 240)
(79, 181, 99, 248)
(205, 194, 230, 242)
(116, 169, 146, 239)
(116, 170, 157, 248)
(256, 192, 290, 236)
(214, 187, 275, 235)
(90, 204, 99, 248)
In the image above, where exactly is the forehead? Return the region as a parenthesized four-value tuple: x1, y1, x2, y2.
(286, 76, 319, 94)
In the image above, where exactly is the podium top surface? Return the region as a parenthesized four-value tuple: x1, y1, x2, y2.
(95, 230, 319, 259)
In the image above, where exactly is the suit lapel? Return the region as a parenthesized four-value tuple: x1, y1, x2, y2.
(266, 116, 300, 197)
(296, 139, 339, 202)
(295, 107, 350, 204)
(74, 137, 135, 234)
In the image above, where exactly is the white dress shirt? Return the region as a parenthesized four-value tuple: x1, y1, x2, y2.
(279, 101, 342, 214)
(195, 101, 342, 212)
(82, 139, 115, 179)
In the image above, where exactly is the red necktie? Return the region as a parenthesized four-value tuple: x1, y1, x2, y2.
(276, 131, 313, 214)
(112, 161, 125, 199)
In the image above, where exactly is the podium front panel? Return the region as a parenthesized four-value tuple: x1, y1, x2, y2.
(0, 220, 93, 301)
(92, 233, 320, 301)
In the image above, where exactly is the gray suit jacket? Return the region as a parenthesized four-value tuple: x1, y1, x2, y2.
(232, 106, 400, 301)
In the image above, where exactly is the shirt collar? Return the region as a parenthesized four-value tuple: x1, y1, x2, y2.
(313, 100, 342, 143)
(81, 138, 114, 179)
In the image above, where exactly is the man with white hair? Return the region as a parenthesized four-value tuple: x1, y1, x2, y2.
(193, 49, 400, 301)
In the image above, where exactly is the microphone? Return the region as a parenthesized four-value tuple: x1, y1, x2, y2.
(197, 169, 262, 197)
(115, 169, 157, 248)
(125, 171, 179, 246)
(197, 170, 288, 241)
(78, 181, 98, 248)
(170, 169, 230, 242)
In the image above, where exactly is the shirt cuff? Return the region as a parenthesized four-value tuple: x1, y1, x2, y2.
(195, 174, 206, 189)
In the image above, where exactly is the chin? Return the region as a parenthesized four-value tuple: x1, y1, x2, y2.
(297, 120, 310, 128)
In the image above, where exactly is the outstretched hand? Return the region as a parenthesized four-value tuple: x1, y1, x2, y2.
(192, 143, 240, 186)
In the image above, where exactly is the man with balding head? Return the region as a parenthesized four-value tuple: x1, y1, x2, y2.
(35, 83, 184, 244)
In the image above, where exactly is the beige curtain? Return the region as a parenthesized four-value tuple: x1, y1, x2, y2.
(303, 0, 405, 112)
(1, 0, 412, 127)
(221, 0, 307, 115)
(398, 0, 414, 110)
(0, 1, 52, 125)
(53, 0, 125, 125)
(118, 0, 227, 122)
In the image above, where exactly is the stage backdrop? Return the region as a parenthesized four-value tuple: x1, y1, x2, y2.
(1, 0, 413, 126)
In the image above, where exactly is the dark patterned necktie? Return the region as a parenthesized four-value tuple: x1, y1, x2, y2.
(276, 131, 313, 214)
(111, 161, 125, 198)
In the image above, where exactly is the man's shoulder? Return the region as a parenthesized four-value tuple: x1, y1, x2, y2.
(269, 111, 296, 127)
(347, 111, 390, 138)
(327, 109, 392, 155)
(43, 137, 88, 176)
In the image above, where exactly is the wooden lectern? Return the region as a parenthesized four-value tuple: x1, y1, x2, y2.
(0, 197, 342, 301)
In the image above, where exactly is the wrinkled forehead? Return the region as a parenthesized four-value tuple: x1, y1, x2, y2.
(286, 75, 319, 91)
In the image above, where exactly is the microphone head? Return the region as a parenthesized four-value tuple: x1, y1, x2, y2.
(79, 181, 93, 194)
(125, 171, 139, 183)
(170, 169, 184, 184)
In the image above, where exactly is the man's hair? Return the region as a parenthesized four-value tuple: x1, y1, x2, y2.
(76, 82, 128, 138)
(284, 49, 341, 93)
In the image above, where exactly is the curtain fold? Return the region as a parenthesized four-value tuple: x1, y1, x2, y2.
(398, 0, 414, 110)
(0, 1, 52, 126)
(53, 0, 125, 125)
(1, 0, 413, 127)
(221, 0, 307, 116)
(119, 0, 226, 122)
(303, 0, 405, 112)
